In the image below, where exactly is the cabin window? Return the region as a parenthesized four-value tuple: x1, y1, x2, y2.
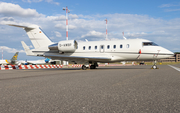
(83, 46, 85, 50)
(107, 45, 110, 49)
(126, 44, 129, 48)
(89, 46, 91, 50)
(143, 42, 158, 46)
(113, 45, 116, 49)
(95, 46, 97, 50)
(120, 44, 123, 48)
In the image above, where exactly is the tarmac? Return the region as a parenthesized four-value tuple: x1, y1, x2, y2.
(0, 64, 180, 113)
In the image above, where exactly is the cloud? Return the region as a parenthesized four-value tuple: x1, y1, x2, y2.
(54, 31, 62, 37)
(159, 3, 180, 8)
(1, 17, 14, 22)
(159, 3, 180, 12)
(69, 14, 79, 19)
(0, 2, 43, 17)
(164, 9, 180, 12)
(22, 0, 43, 3)
(0, 46, 24, 53)
(55, 24, 77, 30)
(159, 4, 176, 8)
(45, 0, 60, 5)
(81, 31, 104, 38)
(22, 0, 60, 5)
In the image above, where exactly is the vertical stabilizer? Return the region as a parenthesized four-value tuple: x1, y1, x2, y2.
(8, 24, 53, 49)
(11, 52, 19, 61)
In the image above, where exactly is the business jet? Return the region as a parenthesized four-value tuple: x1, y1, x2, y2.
(0, 52, 19, 65)
(8, 24, 174, 70)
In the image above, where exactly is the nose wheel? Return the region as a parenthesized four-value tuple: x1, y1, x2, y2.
(152, 65, 158, 69)
(151, 60, 159, 69)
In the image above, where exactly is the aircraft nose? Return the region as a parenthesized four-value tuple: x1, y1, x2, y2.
(160, 48, 174, 56)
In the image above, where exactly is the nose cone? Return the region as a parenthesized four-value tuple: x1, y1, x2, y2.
(162, 48, 174, 55)
(159, 47, 174, 58)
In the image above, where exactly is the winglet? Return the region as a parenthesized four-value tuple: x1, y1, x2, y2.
(21, 41, 34, 55)
(5, 59, 9, 64)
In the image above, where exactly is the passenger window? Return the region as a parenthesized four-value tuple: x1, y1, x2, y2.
(126, 44, 129, 48)
(120, 44, 123, 48)
(95, 46, 97, 49)
(83, 46, 85, 50)
(107, 45, 110, 49)
(89, 46, 91, 50)
(113, 45, 116, 49)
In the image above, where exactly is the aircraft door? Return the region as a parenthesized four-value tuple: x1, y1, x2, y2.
(100, 45, 104, 53)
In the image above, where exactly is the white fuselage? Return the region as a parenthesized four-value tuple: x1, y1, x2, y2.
(0, 60, 8, 65)
(41, 39, 174, 64)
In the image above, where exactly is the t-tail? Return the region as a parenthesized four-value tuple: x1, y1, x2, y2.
(8, 24, 53, 49)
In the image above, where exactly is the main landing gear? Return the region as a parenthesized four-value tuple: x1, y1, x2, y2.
(82, 65, 87, 70)
(151, 60, 159, 69)
(81, 63, 98, 70)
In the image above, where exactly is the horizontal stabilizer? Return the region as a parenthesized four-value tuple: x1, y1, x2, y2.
(21, 41, 34, 56)
(7, 24, 38, 29)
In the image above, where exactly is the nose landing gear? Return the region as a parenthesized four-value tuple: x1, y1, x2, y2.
(151, 60, 159, 69)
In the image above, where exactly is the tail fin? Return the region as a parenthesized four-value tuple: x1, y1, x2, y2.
(8, 24, 52, 49)
(21, 41, 34, 55)
(45, 58, 50, 63)
(11, 52, 19, 61)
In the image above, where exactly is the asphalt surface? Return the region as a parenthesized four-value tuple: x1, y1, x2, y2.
(0, 64, 180, 113)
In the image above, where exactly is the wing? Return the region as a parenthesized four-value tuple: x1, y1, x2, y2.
(44, 54, 111, 63)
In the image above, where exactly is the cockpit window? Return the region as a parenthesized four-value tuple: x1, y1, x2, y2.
(143, 42, 158, 46)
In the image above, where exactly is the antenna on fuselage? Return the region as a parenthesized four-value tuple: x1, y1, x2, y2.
(85, 39, 88, 42)
(122, 32, 127, 40)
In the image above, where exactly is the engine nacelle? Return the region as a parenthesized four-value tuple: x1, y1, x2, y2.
(48, 40, 78, 52)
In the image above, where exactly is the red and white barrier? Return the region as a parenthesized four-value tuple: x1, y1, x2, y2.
(0, 65, 64, 70)
(0, 64, 134, 70)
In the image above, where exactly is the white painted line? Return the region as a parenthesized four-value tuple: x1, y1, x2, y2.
(169, 65, 180, 72)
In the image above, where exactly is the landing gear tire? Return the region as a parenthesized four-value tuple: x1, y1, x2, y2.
(82, 65, 87, 70)
(90, 65, 96, 69)
(151, 60, 158, 69)
(152, 65, 157, 69)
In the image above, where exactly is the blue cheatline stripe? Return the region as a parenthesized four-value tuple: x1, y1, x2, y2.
(169, 65, 180, 72)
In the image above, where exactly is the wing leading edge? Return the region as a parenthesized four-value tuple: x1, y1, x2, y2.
(44, 54, 111, 62)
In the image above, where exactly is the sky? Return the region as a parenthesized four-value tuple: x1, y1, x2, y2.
(0, 0, 180, 60)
